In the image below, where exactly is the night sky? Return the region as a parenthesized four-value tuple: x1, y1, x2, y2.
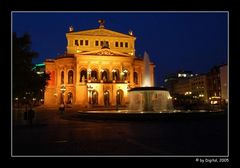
(12, 12, 228, 86)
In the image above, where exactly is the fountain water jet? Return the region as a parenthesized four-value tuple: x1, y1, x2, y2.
(128, 51, 174, 112)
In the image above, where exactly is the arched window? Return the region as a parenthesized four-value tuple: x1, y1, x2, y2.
(134, 72, 138, 84)
(122, 69, 129, 81)
(61, 71, 64, 84)
(101, 69, 109, 82)
(91, 70, 98, 81)
(80, 69, 87, 82)
(112, 69, 120, 81)
(68, 70, 73, 84)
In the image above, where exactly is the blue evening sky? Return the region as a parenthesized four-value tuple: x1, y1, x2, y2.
(12, 11, 228, 86)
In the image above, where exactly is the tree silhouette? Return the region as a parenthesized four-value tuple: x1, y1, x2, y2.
(13, 32, 49, 105)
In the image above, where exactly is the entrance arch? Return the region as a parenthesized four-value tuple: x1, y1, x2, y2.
(67, 92, 73, 104)
(116, 89, 124, 105)
(104, 90, 110, 107)
(92, 90, 98, 105)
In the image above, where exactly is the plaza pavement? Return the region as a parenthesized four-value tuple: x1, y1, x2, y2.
(12, 105, 228, 156)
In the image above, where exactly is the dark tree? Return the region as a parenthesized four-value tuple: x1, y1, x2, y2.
(13, 32, 49, 105)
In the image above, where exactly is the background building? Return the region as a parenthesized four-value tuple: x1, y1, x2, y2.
(164, 70, 195, 95)
(163, 64, 228, 108)
(207, 64, 228, 104)
(44, 20, 155, 107)
(220, 64, 228, 103)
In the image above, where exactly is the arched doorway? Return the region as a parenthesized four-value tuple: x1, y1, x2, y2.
(104, 90, 110, 107)
(92, 90, 98, 105)
(67, 92, 73, 104)
(116, 89, 124, 105)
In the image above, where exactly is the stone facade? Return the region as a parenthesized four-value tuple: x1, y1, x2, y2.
(44, 21, 155, 107)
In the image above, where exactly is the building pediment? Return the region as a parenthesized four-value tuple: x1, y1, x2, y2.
(67, 28, 135, 39)
(80, 48, 131, 57)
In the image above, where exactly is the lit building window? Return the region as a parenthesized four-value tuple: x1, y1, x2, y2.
(100, 41, 103, 46)
(125, 42, 128, 48)
(85, 40, 89, 46)
(115, 42, 119, 47)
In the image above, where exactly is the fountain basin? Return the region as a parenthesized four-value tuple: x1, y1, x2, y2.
(128, 87, 174, 112)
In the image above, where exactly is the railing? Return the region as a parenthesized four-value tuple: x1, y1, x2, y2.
(80, 79, 129, 84)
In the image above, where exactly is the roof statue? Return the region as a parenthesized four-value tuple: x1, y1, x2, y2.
(128, 30, 133, 36)
(69, 25, 74, 32)
(98, 19, 105, 29)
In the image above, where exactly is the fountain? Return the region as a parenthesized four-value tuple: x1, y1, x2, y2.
(128, 52, 174, 112)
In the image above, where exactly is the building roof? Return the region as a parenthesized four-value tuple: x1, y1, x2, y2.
(66, 28, 136, 39)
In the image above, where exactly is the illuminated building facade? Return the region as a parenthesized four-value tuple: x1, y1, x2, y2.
(44, 20, 155, 107)
(164, 64, 228, 105)
(207, 64, 228, 104)
(190, 74, 208, 102)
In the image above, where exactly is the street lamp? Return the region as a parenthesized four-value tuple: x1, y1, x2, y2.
(60, 84, 66, 104)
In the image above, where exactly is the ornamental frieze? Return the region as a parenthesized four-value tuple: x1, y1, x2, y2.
(96, 50, 114, 56)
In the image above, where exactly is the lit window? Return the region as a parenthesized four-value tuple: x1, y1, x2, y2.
(115, 42, 118, 47)
(85, 40, 89, 45)
(125, 42, 128, 48)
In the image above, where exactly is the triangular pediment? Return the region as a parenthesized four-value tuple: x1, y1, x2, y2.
(80, 48, 131, 57)
(67, 28, 134, 39)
